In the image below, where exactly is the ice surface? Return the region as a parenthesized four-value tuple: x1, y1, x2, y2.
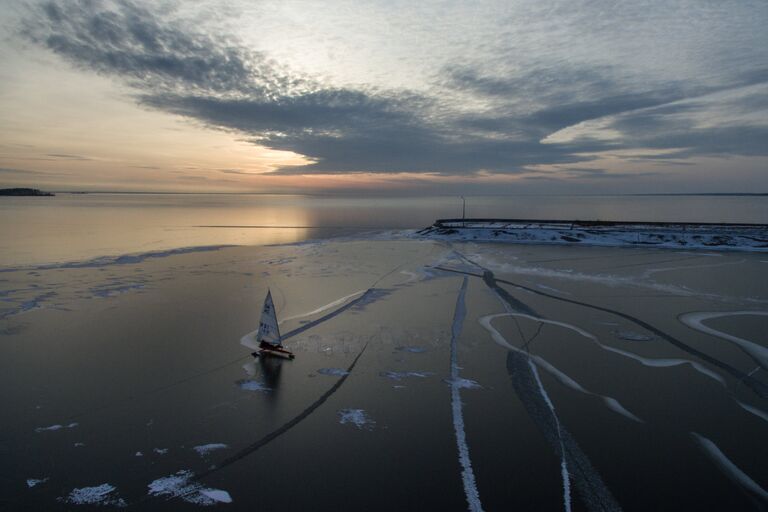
(60, 483, 126, 507)
(317, 368, 350, 377)
(193, 443, 228, 456)
(338, 409, 375, 430)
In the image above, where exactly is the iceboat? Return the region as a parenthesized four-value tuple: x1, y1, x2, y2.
(242, 289, 295, 360)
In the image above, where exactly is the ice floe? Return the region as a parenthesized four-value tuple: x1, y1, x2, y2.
(338, 409, 375, 430)
(317, 368, 350, 377)
(193, 443, 228, 456)
(35, 422, 78, 432)
(59, 483, 126, 507)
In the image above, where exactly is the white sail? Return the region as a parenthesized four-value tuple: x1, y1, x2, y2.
(255, 289, 282, 346)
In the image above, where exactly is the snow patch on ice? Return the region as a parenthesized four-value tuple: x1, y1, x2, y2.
(317, 368, 350, 377)
(193, 443, 228, 456)
(135, 451, 143, 457)
(26, 477, 49, 488)
(445, 377, 482, 389)
(60, 483, 126, 507)
(338, 409, 375, 430)
(147, 469, 232, 506)
(35, 422, 78, 432)
(614, 330, 655, 342)
(153, 448, 168, 455)
(237, 379, 270, 392)
(200, 489, 232, 504)
(380, 371, 433, 381)
(395, 346, 427, 353)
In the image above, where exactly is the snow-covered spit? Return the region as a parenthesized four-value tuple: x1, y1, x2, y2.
(418, 219, 768, 252)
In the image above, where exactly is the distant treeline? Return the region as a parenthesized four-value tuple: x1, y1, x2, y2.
(0, 188, 55, 196)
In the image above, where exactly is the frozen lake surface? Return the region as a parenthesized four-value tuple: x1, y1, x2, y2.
(1, 235, 767, 510)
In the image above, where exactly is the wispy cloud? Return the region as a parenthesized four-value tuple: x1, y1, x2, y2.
(19, 0, 768, 181)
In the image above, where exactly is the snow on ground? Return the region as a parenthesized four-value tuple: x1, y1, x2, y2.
(418, 221, 768, 252)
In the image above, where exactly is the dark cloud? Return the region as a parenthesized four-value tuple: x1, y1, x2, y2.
(22, 0, 768, 177)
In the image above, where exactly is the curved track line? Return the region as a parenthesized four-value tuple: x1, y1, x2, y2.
(679, 311, 768, 370)
(433, 265, 768, 398)
(480, 314, 642, 424)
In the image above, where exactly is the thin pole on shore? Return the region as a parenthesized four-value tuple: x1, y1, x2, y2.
(461, 196, 466, 227)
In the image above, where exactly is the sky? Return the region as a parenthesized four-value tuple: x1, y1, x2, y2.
(1, 0, 767, 194)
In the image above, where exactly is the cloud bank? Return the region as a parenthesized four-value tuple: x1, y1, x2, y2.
(21, 0, 768, 178)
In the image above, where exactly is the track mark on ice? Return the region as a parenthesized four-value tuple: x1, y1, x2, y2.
(281, 289, 366, 321)
(506, 350, 623, 511)
(449, 277, 484, 512)
(436, 263, 768, 398)
(529, 359, 572, 512)
(480, 314, 642, 423)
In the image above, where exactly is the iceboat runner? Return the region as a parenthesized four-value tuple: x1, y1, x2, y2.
(246, 289, 295, 360)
